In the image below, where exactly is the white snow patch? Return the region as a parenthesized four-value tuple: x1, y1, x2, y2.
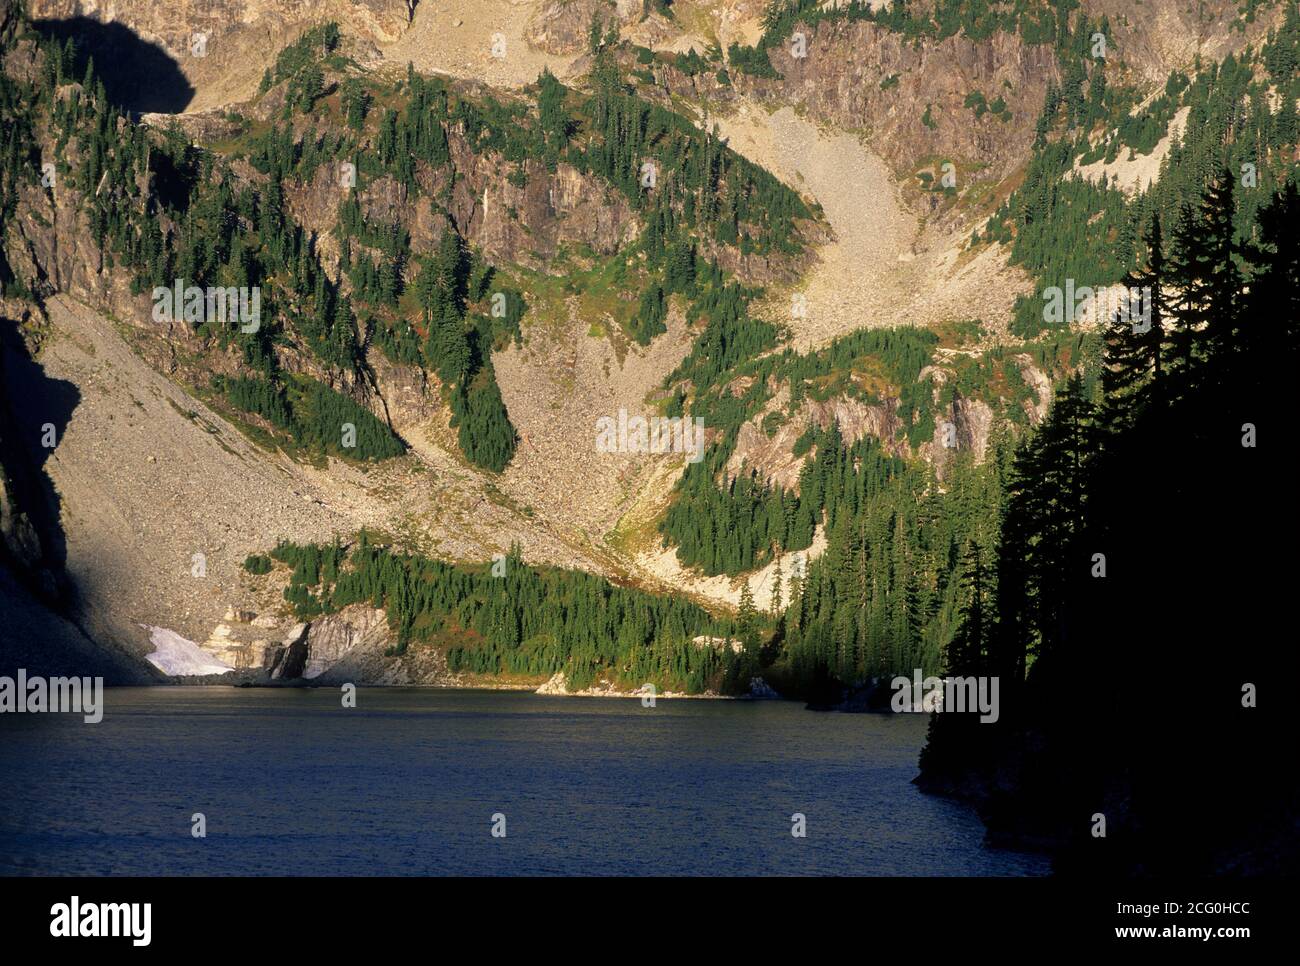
(142, 625, 234, 676)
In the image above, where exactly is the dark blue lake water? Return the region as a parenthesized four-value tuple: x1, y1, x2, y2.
(0, 688, 1049, 875)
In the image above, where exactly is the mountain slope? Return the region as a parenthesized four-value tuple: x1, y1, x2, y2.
(4, 0, 1296, 690)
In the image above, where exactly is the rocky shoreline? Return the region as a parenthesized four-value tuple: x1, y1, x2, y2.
(160, 660, 793, 702)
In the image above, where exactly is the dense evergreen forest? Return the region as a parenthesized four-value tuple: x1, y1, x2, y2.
(656, 307, 1091, 685)
(247, 536, 763, 694)
(918, 174, 1297, 873)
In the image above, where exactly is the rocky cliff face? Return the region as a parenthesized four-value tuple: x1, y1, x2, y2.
(526, 0, 639, 55)
(313, 606, 463, 685)
(738, 22, 1058, 186)
(299, 606, 389, 679)
(306, 146, 643, 280)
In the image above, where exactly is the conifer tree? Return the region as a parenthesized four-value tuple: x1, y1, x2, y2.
(1102, 215, 1168, 431)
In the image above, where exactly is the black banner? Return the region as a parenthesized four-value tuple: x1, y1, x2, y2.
(0, 876, 1281, 952)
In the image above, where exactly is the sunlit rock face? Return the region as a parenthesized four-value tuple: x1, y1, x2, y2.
(26, 0, 415, 111)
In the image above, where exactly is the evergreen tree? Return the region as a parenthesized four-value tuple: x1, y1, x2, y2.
(1102, 215, 1168, 431)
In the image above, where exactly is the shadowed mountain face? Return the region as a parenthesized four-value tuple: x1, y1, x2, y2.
(33, 17, 194, 114)
(0, 316, 155, 684)
(0, 325, 78, 577)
